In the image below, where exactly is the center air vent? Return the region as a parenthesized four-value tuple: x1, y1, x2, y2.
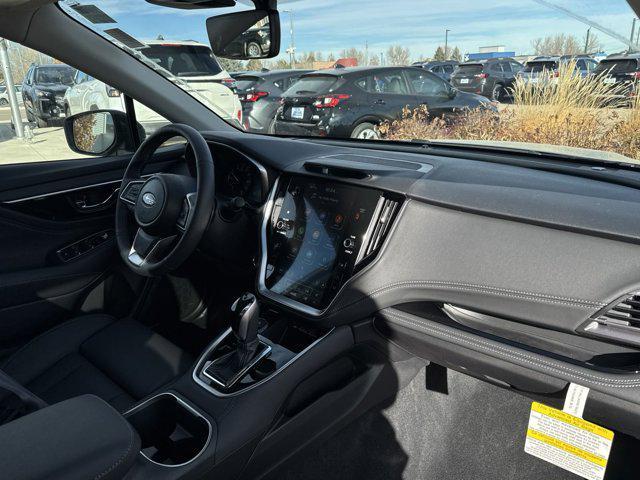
(355, 196, 400, 267)
(581, 291, 640, 347)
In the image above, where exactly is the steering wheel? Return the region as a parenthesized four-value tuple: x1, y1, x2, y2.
(116, 124, 215, 276)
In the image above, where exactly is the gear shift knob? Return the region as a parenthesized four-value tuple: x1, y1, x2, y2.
(230, 292, 259, 344)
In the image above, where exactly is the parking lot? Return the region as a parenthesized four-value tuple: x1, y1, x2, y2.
(0, 106, 88, 164)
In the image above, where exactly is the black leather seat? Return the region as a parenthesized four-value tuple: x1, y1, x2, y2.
(1, 314, 193, 412)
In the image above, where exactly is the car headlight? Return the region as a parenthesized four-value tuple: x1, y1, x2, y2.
(258, 30, 267, 37)
(35, 90, 46, 97)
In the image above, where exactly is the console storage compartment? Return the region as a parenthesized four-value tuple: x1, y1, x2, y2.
(124, 393, 211, 467)
(0, 394, 140, 480)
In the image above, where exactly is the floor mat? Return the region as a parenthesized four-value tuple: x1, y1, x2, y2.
(273, 367, 632, 480)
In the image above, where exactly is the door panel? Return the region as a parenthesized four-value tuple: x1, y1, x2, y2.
(0, 146, 184, 356)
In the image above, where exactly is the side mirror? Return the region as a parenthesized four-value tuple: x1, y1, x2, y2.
(64, 110, 139, 156)
(206, 9, 280, 60)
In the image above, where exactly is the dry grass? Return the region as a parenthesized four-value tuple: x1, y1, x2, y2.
(380, 63, 640, 162)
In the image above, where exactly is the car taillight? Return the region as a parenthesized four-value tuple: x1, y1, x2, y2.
(313, 94, 351, 108)
(237, 109, 242, 122)
(221, 78, 237, 89)
(474, 73, 488, 79)
(627, 71, 640, 79)
(106, 86, 121, 97)
(243, 91, 268, 102)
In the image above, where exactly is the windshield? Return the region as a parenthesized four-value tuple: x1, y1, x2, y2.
(36, 67, 74, 85)
(60, 0, 640, 165)
(594, 58, 639, 74)
(524, 61, 558, 73)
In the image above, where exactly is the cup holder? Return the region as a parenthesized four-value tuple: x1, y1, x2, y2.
(125, 393, 211, 467)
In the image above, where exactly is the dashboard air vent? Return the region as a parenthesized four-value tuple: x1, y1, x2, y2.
(581, 291, 640, 347)
(355, 197, 400, 266)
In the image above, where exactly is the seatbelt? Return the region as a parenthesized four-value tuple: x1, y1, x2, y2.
(0, 369, 47, 423)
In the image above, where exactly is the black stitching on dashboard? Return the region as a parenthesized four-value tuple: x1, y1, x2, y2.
(380, 309, 640, 388)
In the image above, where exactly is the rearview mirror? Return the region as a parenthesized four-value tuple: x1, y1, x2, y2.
(64, 110, 139, 156)
(206, 9, 280, 60)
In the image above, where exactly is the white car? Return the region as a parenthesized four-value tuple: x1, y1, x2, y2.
(0, 85, 23, 106)
(63, 40, 242, 131)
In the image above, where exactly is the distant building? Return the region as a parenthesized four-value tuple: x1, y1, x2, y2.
(478, 45, 506, 53)
(312, 57, 358, 69)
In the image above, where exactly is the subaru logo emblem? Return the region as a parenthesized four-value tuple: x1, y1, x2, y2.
(142, 192, 156, 206)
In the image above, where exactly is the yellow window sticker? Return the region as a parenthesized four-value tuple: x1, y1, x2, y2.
(525, 402, 614, 480)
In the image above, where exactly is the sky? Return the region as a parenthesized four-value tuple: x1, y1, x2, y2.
(62, 0, 639, 62)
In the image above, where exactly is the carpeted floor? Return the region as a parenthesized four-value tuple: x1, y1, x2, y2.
(273, 367, 634, 480)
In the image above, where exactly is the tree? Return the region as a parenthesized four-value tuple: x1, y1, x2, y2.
(531, 34, 581, 56)
(245, 59, 264, 71)
(218, 57, 244, 73)
(433, 46, 446, 61)
(327, 52, 336, 62)
(339, 47, 365, 66)
(369, 54, 380, 66)
(583, 32, 603, 54)
(385, 45, 410, 66)
(451, 46, 462, 62)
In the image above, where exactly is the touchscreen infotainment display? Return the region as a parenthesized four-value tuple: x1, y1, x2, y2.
(264, 176, 381, 310)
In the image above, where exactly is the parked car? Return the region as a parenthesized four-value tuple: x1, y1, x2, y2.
(593, 53, 640, 98)
(225, 25, 271, 58)
(274, 66, 494, 139)
(236, 69, 312, 133)
(64, 40, 243, 129)
(414, 61, 459, 82)
(451, 58, 523, 101)
(0, 84, 22, 106)
(21, 63, 75, 127)
(517, 55, 598, 85)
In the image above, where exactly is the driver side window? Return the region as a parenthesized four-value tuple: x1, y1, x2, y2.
(405, 69, 449, 97)
(0, 42, 140, 165)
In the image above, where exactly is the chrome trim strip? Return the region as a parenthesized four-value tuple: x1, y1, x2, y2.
(123, 392, 212, 469)
(192, 326, 334, 398)
(3, 179, 123, 204)
(4, 174, 153, 205)
(202, 341, 272, 389)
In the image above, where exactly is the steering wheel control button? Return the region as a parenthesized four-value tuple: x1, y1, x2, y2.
(343, 238, 355, 249)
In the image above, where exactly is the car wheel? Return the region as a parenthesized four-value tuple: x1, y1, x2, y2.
(491, 84, 504, 102)
(351, 122, 380, 140)
(0, 98, 8, 106)
(247, 42, 262, 57)
(35, 116, 48, 128)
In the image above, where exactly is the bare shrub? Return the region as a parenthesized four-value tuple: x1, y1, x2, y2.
(380, 62, 640, 163)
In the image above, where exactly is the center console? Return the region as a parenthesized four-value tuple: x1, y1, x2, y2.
(259, 175, 400, 315)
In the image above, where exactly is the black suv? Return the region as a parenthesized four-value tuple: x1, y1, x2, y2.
(414, 60, 459, 82)
(274, 66, 493, 139)
(593, 53, 640, 99)
(236, 69, 312, 133)
(22, 64, 75, 127)
(451, 58, 523, 101)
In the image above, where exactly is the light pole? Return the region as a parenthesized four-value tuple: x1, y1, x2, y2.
(584, 27, 591, 54)
(0, 38, 24, 139)
(283, 9, 296, 68)
(445, 29, 450, 60)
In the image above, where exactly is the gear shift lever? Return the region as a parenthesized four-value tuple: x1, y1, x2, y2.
(230, 292, 260, 365)
(202, 293, 270, 390)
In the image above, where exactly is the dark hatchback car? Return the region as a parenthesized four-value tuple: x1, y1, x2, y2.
(593, 53, 640, 98)
(274, 66, 493, 139)
(226, 25, 271, 58)
(451, 58, 523, 101)
(21, 63, 75, 127)
(414, 60, 459, 82)
(236, 69, 312, 133)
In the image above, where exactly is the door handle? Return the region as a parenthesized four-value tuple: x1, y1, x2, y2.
(373, 99, 386, 105)
(71, 187, 119, 211)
